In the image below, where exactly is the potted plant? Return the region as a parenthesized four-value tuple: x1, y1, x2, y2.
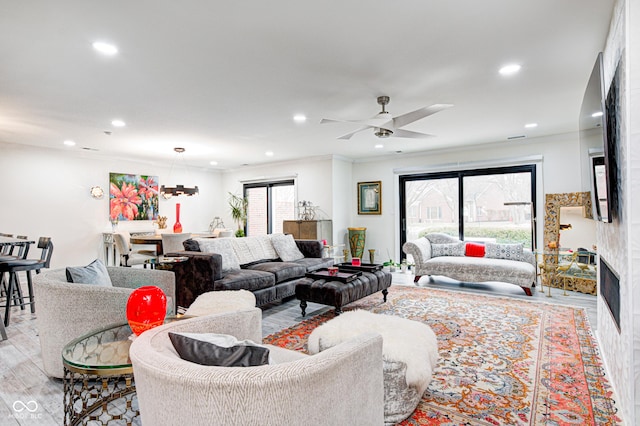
(383, 259, 399, 272)
(228, 192, 248, 237)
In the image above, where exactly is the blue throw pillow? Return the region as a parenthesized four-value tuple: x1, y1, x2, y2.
(65, 259, 113, 286)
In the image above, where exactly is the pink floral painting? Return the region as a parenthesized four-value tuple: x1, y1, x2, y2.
(109, 173, 159, 221)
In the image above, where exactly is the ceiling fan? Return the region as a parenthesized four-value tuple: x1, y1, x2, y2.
(321, 96, 452, 140)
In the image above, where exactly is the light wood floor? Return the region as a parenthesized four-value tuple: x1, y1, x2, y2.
(1, 272, 597, 425)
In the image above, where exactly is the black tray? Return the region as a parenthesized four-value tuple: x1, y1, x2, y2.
(305, 268, 362, 283)
(335, 262, 383, 272)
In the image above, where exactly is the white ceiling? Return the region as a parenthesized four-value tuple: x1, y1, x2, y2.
(0, 1, 615, 170)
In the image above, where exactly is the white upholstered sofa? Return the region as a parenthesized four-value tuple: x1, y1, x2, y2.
(129, 308, 385, 426)
(403, 233, 536, 295)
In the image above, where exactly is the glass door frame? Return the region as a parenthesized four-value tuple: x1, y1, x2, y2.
(243, 179, 295, 236)
(399, 164, 537, 260)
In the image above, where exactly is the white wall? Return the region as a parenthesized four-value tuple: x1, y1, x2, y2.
(220, 156, 334, 235)
(0, 142, 223, 268)
(331, 156, 353, 247)
(597, 0, 640, 422)
(351, 132, 583, 262)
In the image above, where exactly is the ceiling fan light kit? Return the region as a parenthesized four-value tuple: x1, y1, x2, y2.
(321, 95, 452, 140)
(374, 128, 392, 138)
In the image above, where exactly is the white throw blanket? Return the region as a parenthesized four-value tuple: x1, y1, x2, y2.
(308, 310, 438, 394)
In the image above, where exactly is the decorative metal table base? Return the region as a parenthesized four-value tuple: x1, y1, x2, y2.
(63, 368, 139, 426)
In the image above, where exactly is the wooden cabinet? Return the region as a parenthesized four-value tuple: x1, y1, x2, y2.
(283, 220, 332, 244)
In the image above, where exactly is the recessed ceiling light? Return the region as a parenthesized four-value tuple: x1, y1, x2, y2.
(293, 114, 307, 123)
(111, 119, 126, 127)
(524, 123, 538, 128)
(63, 140, 76, 146)
(375, 144, 384, 149)
(265, 151, 274, 157)
(92, 41, 118, 55)
(209, 161, 218, 166)
(499, 64, 521, 76)
(592, 111, 604, 117)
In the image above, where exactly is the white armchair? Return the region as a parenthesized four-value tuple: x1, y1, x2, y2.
(33, 266, 175, 378)
(161, 232, 192, 254)
(130, 309, 385, 426)
(113, 231, 156, 267)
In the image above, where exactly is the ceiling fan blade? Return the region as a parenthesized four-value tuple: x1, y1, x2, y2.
(337, 126, 372, 140)
(392, 104, 453, 129)
(320, 118, 347, 124)
(391, 129, 435, 139)
(321, 118, 384, 126)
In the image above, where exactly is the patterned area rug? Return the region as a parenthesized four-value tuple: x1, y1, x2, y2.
(264, 286, 621, 425)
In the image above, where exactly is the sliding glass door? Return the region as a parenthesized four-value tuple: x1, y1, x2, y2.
(400, 165, 536, 258)
(462, 171, 534, 246)
(403, 177, 460, 241)
(244, 180, 295, 236)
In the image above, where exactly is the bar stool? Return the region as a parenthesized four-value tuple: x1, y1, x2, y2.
(0, 237, 54, 327)
(0, 309, 6, 340)
(1, 236, 29, 303)
(0, 233, 15, 257)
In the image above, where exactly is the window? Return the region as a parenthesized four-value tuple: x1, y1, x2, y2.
(426, 206, 442, 220)
(400, 165, 536, 258)
(244, 180, 295, 236)
(403, 177, 459, 238)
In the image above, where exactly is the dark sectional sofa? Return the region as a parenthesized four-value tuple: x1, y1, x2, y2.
(168, 235, 333, 308)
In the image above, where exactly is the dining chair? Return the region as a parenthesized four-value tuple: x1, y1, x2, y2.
(0, 237, 53, 326)
(161, 233, 192, 254)
(113, 232, 156, 267)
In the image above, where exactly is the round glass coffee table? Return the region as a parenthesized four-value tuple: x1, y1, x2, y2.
(62, 317, 183, 426)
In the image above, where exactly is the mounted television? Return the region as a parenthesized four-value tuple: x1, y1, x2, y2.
(579, 52, 618, 222)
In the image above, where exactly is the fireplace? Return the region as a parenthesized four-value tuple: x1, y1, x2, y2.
(599, 257, 620, 332)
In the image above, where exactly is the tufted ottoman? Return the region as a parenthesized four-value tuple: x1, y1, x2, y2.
(308, 310, 439, 425)
(295, 270, 391, 316)
(184, 290, 256, 316)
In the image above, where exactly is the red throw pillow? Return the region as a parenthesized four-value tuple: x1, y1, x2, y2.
(465, 242, 486, 257)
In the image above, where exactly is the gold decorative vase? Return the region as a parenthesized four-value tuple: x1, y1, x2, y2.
(348, 227, 366, 260)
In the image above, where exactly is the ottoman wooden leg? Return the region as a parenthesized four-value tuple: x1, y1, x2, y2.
(382, 288, 388, 302)
(334, 306, 343, 316)
(300, 300, 307, 317)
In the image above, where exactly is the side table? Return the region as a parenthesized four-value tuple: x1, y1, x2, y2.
(145, 255, 189, 270)
(62, 317, 184, 425)
(62, 323, 138, 426)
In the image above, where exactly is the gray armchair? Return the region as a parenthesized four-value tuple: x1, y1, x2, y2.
(33, 266, 175, 378)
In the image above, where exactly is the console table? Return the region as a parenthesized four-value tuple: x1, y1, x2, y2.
(102, 233, 117, 266)
(283, 220, 332, 244)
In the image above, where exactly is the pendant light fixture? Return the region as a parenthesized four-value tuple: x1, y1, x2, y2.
(160, 147, 199, 199)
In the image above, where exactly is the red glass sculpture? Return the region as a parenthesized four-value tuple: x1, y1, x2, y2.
(126, 286, 167, 335)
